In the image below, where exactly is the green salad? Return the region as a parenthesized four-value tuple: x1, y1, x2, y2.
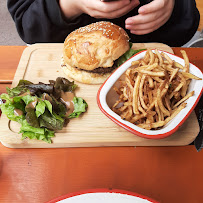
(0, 77, 88, 143)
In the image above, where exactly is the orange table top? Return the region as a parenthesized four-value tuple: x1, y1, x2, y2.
(0, 46, 203, 203)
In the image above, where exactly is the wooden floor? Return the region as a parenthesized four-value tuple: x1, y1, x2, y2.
(196, 0, 203, 30)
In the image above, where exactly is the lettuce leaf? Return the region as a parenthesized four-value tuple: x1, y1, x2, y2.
(26, 107, 40, 128)
(0, 93, 24, 123)
(20, 120, 54, 143)
(54, 77, 77, 93)
(6, 86, 28, 97)
(116, 43, 145, 67)
(39, 110, 64, 130)
(17, 79, 33, 86)
(22, 95, 37, 105)
(44, 100, 52, 114)
(35, 100, 46, 117)
(68, 97, 88, 118)
(49, 96, 66, 116)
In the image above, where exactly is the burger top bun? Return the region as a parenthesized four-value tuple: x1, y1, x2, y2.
(63, 21, 130, 71)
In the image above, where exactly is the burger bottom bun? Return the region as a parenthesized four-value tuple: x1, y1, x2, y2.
(61, 57, 111, 84)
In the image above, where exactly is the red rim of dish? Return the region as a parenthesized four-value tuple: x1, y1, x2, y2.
(97, 49, 203, 139)
(47, 188, 158, 203)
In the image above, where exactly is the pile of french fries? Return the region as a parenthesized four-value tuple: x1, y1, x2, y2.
(112, 49, 202, 130)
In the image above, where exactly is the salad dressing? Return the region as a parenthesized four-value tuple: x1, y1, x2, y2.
(60, 91, 75, 116)
(14, 109, 23, 116)
(42, 93, 52, 103)
(26, 100, 37, 109)
(19, 92, 29, 97)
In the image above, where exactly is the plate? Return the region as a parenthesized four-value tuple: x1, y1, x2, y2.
(47, 189, 157, 203)
(97, 50, 203, 139)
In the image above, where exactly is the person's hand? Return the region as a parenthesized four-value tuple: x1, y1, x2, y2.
(80, 0, 140, 19)
(125, 0, 175, 35)
(59, 0, 140, 20)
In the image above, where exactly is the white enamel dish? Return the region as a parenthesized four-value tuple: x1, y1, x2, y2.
(47, 189, 157, 203)
(97, 50, 203, 139)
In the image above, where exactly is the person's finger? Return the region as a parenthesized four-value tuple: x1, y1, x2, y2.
(100, 0, 139, 14)
(88, 0, 131, 13)
(138, 0, 164, 14)
(129, 17, 168, 35)
(126, 9, 170, 29)
(126, 16, 166, 31)
(126, 9, 164, 26)
(91, 0, 139, 19)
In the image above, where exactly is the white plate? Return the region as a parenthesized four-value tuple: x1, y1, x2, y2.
(97, 50, 203, 139)
(48, 190, 156, 203)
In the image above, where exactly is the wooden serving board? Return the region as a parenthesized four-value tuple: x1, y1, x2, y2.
(0, 43, 199, 148)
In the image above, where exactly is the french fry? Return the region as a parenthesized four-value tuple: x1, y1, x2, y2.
(163, 60, 170, 65)
(139, 75, 148, 110)
(118, 105, 128, 112)
(143, 50, 150, 64)
(152, 76, 164, 83)
(154, 56, 159, 64)
(113, 86, 122, 96)
(125, 76, 134, 91)
(137, 121, 165, 129)
(146, 63, 158, 71)
(173, 82, 183, 92)
(131, 60, 140, 66)
(134, 63, 158, 72)
(132, 74, 141, 114)
(139, 70, 165, 77)
(166, 63, 173, 69)
(174, 91, 181, 100)
(155, 100, 162, 121)
(140, 59, 147, 66)
(148, 76, 154, 88)
(148, 89, 153, 104)
(164, 94, 172, 112)
(130, 114, 145, 123)
(161, 52, 173, 64)
(155, 49, 163, 66)
(123, 86, 128, 99)
(112, 100, 121, 108)
(124, 101, 132, 106)
(148, 49, 155, 65)
(169, 68, 179, 82)
(180, 50, 189, 72)
(177, 72, 187, 97)
(174, 61, 184, 70)
(138, 97, 147, 116)
(181, 72, 202, 80)
(173, 91, 194, 108)
(157, 86, 170, 117)
(125, 68, 132, 77)
(164, 103, 187, 124)
(121, 110, 130, 120)
(123, 106, 133, 121)
(160, 109, 164, 121)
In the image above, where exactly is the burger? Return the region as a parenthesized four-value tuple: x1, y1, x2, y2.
(61, 21, 130, 84)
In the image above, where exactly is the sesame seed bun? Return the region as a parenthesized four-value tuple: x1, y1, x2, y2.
(62, 21, 130, 84)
